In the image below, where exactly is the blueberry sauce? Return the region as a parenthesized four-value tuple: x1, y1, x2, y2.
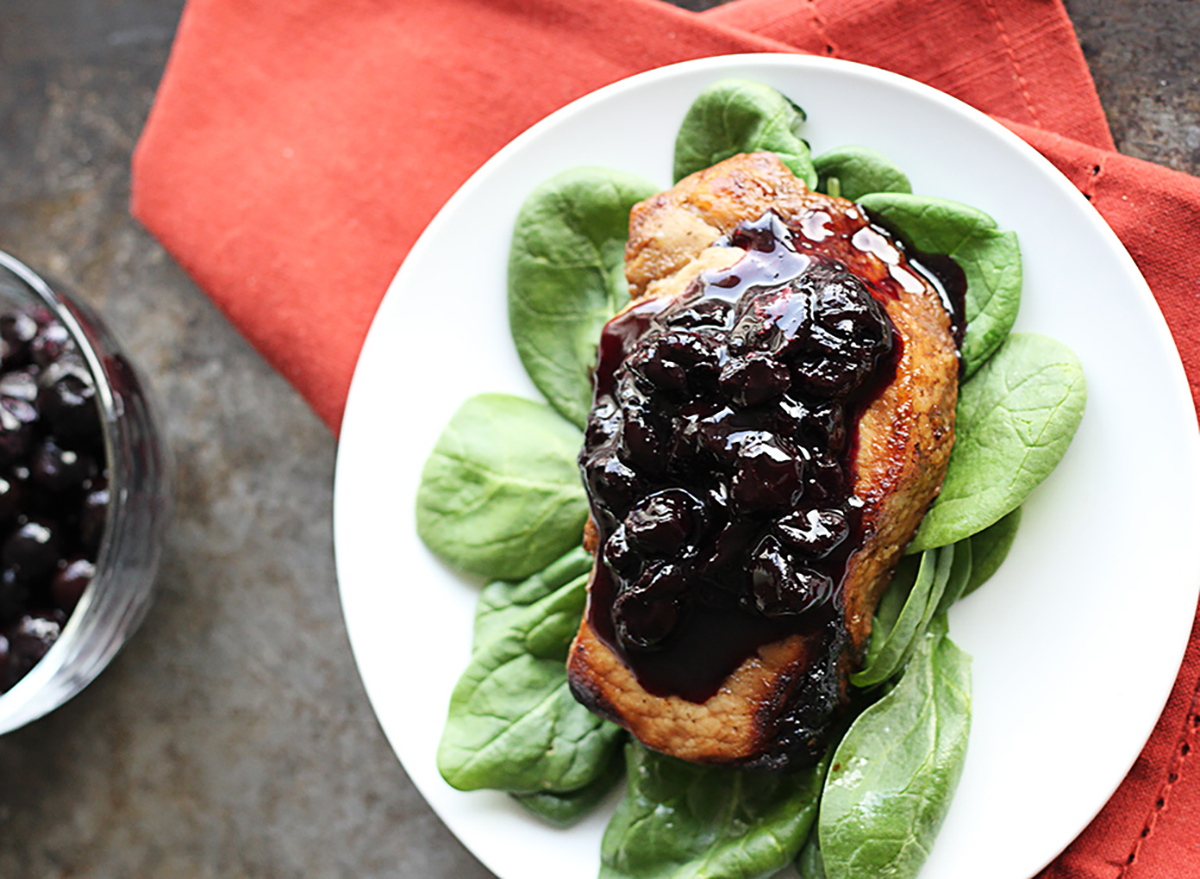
(580, 210, 920, 702)
(0, 307, 106, 693)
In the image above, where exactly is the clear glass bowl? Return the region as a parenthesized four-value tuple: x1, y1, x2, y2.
(0, 250, 170, 734)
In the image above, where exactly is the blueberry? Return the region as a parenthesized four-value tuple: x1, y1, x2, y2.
(619, 395, 670, 473)
(792, 353, 871, 397)
(728, 282, 811, 357)
(750, 536, 834, 617)
(602, 524, 640, 579)
(718, 353, 791, 406)
(809, 266, 890, 349)
(776, 509, 850, 558)
(0, 568, 29, 621)
(730, 437, 805, 513)
(0, 368, 38, 404)
(80, 482, 110, 552)
(51, 557, 95, 613)
(622, 489, 705, 556)
(2, 519, 62, 584)
(584, 398, 621, 449)
(802, 403, 847, 452)
(696, 518, 757, 577)
(0, 313, 37, 368)
(627, 331, 720, 396)
(582, 452, 638, 514)
(4, 611, 65, 687)
(31, 439, 96, 492)
(802, 451, 847, 504)
(0, 474, 22, 523)
(626, 347, 687, 393)
(29, 322, 76, 368)
(0, 399, 35, 465)
(38, 360, 100, 443)
(613, 563, 688, 650)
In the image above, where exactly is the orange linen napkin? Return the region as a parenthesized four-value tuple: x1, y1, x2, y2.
(131, 1, 1200, 876)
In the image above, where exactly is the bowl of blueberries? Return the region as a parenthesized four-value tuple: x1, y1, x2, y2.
(0, 250, 169, 734)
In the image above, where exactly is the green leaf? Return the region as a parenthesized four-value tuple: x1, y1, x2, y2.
(813, 145, 912, 200)
(910, 334, 1086, 552)
(511, 745, 626, 827)
(963, 507, 1023, 598)
(473, 546, 594, 650)
(820, 617, 971, 879)
(601, 742, 826, 879)
(674, 79, 818, 188)
(415, 393, 588, 581)
(796, 834, 827, 879)
(858, 193, 1021, 377)
(851, 545, 955, 689)
(437, 563, 622, 794)
(508, 167, 660, 428)
(933, 536, 974, 616)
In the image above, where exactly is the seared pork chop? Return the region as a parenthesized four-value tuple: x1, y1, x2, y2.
(567, 152, 958, 770)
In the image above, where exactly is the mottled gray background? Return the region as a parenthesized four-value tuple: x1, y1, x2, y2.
(0, 1, 1195, 877)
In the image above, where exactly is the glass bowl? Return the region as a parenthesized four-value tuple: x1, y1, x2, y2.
(0, 250, 170, 734)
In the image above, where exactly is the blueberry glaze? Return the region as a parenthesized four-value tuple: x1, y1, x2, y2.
(580, 210, 915, 702)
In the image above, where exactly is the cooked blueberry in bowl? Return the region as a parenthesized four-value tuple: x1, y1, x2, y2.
(0, 251, 169, 733)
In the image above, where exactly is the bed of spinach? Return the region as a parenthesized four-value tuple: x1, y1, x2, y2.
(415, 79, 1087, 879)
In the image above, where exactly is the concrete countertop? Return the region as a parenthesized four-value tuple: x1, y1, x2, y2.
(0, 1, 1195, 876)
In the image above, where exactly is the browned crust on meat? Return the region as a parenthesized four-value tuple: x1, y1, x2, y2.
(567, 152, 958, 767)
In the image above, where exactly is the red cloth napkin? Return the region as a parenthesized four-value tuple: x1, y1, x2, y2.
(131, 0, 1200, 875)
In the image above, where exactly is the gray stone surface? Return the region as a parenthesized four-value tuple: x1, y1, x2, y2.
(0, 1, 1194, 877)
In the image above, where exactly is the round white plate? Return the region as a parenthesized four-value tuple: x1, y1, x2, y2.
(334, 55, 1200, 879)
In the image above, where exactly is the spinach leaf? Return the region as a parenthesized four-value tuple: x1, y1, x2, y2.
(813, 145, 912, 200)
(851, 545, 956, 689)
(910, 333, 1086, 552)
(674, 79, 818, 188)
(415, 393, 589, 581)
(437, 565, 623, 794)
(857, 193, 1021, 378)
(511, 745, 626, 827)
(933, 536, 974, 616)
(820, 616, 971, 879)
(963, 507, 1023, 598)
(796, 834, 827, 879)
(473, 546, 593, 649)
(601, 741, 826, 879)
(508, 168, 660, 428)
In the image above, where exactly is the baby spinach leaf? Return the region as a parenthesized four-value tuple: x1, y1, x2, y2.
(511, 745, 626, 827)
(437, 566, 622, 794)
(600, 741, 827, 879)
(933, 536, 974, 616)
(857, 193, 1021, 378)
(509, 168, 660, 428)
(851, 545, 956, 689)
(813, 145, 912, 200)
(820, 617, 971, 879)
(796, 834, 827, 879)
(674, 79, 818, 188)
(415, 393, 588, 581)
(963, 507, 1023, 598)
(910, 334, 1086, 552)
(473, 546, 593, 649)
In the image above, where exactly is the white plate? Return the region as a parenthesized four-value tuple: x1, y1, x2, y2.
(334, 55, 1200, 879)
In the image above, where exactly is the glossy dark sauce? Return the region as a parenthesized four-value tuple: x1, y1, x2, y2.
(580, 210, 921, 702)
